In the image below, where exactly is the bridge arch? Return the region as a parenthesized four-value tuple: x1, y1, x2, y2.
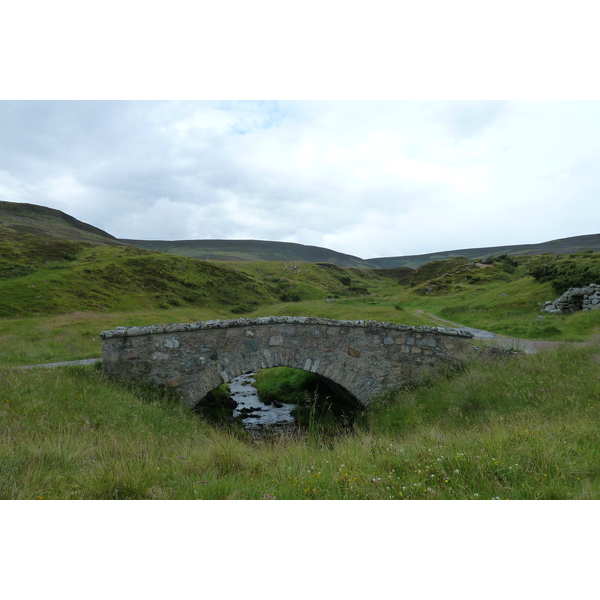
(101, 317, 473, 408)
(193, 349, 364, 409)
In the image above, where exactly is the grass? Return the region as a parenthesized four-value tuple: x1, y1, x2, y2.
(0, 308, 227, 366)
(4, 209, 600, 344)
(2, 343, 600, 499)
(3, 209, 600, 499)
(4, 252, 600, 371)
(0, 297, 438, 368)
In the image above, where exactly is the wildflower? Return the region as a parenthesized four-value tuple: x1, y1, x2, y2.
(454, 469, 460, 474)
(371, 477, 381, 483)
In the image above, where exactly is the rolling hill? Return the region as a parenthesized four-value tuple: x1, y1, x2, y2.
(0, 201, 385, 317)
(120, 238, 374, 268)
(0, 201, 122, 245)
(2, 199, 600, 271)
(123, 232, 600, 269)
(366, 233, 600, 269)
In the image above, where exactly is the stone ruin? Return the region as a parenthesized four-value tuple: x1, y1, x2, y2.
(541, 283, 600, 314)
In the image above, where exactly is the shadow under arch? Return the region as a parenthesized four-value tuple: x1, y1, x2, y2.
(184, 347, 367, 413)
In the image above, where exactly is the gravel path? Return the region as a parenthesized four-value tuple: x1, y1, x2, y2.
(414, 311, 587, 353)
(14, 358, 102, 370)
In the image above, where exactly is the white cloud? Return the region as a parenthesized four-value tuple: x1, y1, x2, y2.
(1, 100, 599, 258)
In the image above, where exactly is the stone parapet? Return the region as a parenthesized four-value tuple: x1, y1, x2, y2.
(101, 315, 474, 339)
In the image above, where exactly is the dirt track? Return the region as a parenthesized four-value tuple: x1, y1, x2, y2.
(414, 310, 588, 353)
(14, 358, 102, 370)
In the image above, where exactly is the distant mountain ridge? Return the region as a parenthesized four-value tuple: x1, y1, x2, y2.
(120, 238, 374, 268)
(123, 233, 600, 268)
(367, 233, 600, 269)
(1, 200, 599, 268)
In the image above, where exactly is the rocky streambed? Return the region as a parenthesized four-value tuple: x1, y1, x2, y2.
(228, 373, 297, 433)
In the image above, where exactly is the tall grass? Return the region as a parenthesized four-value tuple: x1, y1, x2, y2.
(2, 342, 600, 499)
(0, 308, 225, 366)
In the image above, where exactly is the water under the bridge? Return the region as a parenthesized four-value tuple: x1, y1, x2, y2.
(195, 367, 363, 434)
(230, 373, 296, 432)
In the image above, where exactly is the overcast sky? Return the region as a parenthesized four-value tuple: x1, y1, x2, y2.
(4, 0, 599, 582)
(1, 99, 599, 259)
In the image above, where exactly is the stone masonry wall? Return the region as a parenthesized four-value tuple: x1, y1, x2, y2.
(101, 316, 473, 408)
(541, 283, 600, 314)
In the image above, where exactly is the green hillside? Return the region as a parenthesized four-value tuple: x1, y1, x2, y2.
(0, 201, 389, 318)
(3, 203, 600, 501)
(2, 200, 600, 346)
(0, 200, 121, 244)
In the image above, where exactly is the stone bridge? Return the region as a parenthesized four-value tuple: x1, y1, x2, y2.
(101, 316, 473, 408)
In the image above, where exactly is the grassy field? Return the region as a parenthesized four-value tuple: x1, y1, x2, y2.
(3, 204, 600, 499)
(2, 341, 599, 499)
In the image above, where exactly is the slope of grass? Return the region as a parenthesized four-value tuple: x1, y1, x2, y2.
(379, 254, 600, 341)
(5, 252, 600, 370)
(4, 199, 600, 345)
(0, 308, 228, 367)
(0, 219, 399, 319)
(3, 201, 600, 501)
(0, 244, 277, 317)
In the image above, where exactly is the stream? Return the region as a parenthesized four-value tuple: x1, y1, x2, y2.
(229, 373, 297, 433)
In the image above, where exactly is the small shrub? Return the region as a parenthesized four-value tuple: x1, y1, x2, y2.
(279, 292, 301, 302)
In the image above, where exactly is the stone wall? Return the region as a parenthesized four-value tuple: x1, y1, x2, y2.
(101, 316, 473, 408)
(541, 283, 600, 314)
